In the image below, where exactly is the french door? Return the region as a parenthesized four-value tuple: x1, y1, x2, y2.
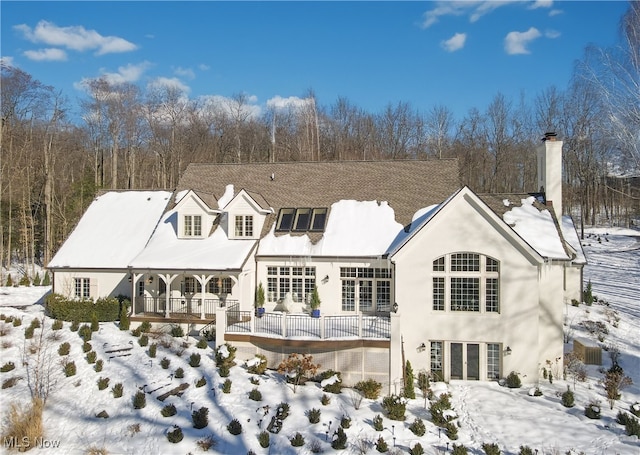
(450, 343, 480, 380)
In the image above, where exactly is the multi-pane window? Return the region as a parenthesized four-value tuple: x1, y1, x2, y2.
(74, 278, 90, 299)
(431, 253, 499, 313)
(184, 277, 199, 294)
(184, 215, 202, 237)
(235, 215, 253, 237)
(340, 268, 392, 312)
(266, 266, 315, 302)
(430, 341, 443, 380)
(208, 277, 232, 294)
(276, 208, 328, 232)
(137, 280, 145, 297)
(487, 343, 501, 380)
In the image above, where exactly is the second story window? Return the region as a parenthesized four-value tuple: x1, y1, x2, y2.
(235, 215, 254, 237)
(184, 215, 202, 237)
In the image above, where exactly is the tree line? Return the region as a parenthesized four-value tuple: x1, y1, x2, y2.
(1, 3, 637, 275)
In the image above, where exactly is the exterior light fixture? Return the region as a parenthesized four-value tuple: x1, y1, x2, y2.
(392, 302, 399, 313)
(417, 342, 426, 352)
(504, 346, 512, 356)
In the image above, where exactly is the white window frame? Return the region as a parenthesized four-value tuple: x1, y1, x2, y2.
(234, 215, 254, 238)
(266, 266, 315, 302)
(340, 268, 392, 313)
(183, 215, 202, 237)
(74, 278, 90, 299)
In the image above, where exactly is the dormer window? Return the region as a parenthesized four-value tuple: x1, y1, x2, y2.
(235, 215, 253, 237)
(276, 208, 327, 232)
(184, 215, 202, 237)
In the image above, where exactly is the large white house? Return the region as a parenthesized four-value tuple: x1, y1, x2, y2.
(48, 135, 585, 387)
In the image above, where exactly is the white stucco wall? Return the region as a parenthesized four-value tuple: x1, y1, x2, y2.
(52, 269, 131, 300)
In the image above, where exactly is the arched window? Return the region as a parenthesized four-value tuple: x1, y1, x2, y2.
(432, 253, 500, 313)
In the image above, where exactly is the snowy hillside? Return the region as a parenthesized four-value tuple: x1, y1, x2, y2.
(0, 227, 638, 455)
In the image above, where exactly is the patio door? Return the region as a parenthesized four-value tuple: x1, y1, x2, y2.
(450, 342, 480, 380)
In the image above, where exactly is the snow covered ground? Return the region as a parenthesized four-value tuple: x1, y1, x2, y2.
(0, 226, 638, 454)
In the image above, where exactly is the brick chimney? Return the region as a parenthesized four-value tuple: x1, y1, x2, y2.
(536, 132, 563, 219)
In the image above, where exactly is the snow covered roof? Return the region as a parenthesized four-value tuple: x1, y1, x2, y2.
(561, 216, 587, 264)
(48, 191, 172, 269)
(129, 209, 256, 271)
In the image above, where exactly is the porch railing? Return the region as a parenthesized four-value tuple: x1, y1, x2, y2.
(226, 311, 390, 339)
(134, 296, 237, 319)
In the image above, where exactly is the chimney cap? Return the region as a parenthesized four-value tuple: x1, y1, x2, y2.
(542, 131, 557, 141)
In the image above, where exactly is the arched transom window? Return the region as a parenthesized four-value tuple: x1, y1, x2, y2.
(432, 253, 499, 313)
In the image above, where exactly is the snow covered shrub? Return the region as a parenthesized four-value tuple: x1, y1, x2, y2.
(445, 421, 458, 440)
(111, 383, 123, 398)
(409, 417, 426, 436)
(94, 359, 103, 372)
(70, 320, 79, 332)
(332, 427, 348, 450)
(482, 443, 501, 455)
(11, 317, 21, 327)
(133, 391, 146, 409)
(340, 415, 352, 429)
(451, 444, 468, 455)
(246, 354, 267, 375)
(170, 325, 184, 337)
(382, 394, 407, 420)
(519, 446, 534, 455)
(601, 370, 633, 409)
(218, 364, 230, 377)
(119, 305, 130, 331)
(196, 376, 206, 388)
(86, 351, 97, 364)
(373, 414, 384, 431)
(82, 341, 92, 353)
(623, 414, 640, 437)
(138, 334, 149, 347)
(51, 319, 63, 330)
(167, 425, 183, 443)
(222, 379, 232, 393)
(248, 388, 262, 401)
(506, 371, 521, 388)
(585, 401, 601, 419)
(375, 436, 388, 452)
(5, 274, 12, 287)
(561, 386, 574, 407)
(410, 442, 425, 455)
(0, 361, 15, 372)
(192, 406, 209, 429)
(630, 402, 640, 417)
(355, 378, 382, 399)
(196, 338, 208, 349)
(306, 408, 321, 424)
(430, 393, 453, 426)
(189, 352, 201, 367)
(404, 360, 416, 399)
(148, 343, 157, 358)
(258, 430, 270, 448)
(63, 360, 76, 377)
(90, 313, 99, 331)
(529, 386, 543, 397)
(97, 377, 110, 390)
(277, 353, 320, 393)
(227, 418, 242, 435)
(290, 432, 304, 447)
(160, 357, 170, 369)
(196, 434, 216, 451)
(78, 324, 92, 341)
(139, 321, 152, 333)
(24, 325, 34, 339)
(161, 404, 177, 417)
(318, 369, 342, 394)
(215, 343, 237, 368)
(320, 393, 331, 405)
(175, 367, 184, 379)
(249, 376, 260, 385)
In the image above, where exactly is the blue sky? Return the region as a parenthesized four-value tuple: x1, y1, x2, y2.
(0, 1, 630, 120)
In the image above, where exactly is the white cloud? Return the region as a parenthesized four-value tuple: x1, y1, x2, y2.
(421, 1, 518, 28)
(198, 64, 210, 71)
(267, 95, 311, 110)
(529, 0, 553, 9)
(1, 56, 16, 67)
(545, 29, 561, 39)
(23, 48, 67, 61)
(14, 20, 136, 55)
(74, 61, 151, 91)
(504, 27, 541, 55)
(549, 9, 563, 17)
(441, 33, 467, 52)
(173, 67, 195, 80)
(148, 77, 191, 94)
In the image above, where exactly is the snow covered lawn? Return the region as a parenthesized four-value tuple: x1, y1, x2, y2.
(0, 227, 638, 454)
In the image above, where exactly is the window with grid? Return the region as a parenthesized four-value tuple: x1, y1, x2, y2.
(430, 341, 443, 379)
(235, 215, 253, 237)
(183, 215, 202, 237)
(74, 278, 90, 299)
(184, 277, 200, 294)
(340, 267, 392, 313)
(432, 253, 500, 313)
(208, 278, 232, 294)
(266, 266, 315, 302)
(137, 280, 145, 297)
(487, 343, 501, 380)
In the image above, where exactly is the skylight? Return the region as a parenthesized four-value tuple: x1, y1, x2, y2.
(276, 208, 327, 233)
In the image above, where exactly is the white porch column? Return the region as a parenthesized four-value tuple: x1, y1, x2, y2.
(161, 274, 178, 318)
(389, 311, 403, 395)
(196, 274, 213, 320)
(131, 272, 143, 316)
(215, 301, 226, 344)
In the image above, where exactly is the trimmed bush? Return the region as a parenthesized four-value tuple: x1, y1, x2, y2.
(519, 446, 534, 455)
(12, 318, 22, 327)
(138, 334, 149, 347)
(160, 357, 170, 369)
(86, 351, 97, 364)
(340, 415, 351, 429)
(78, 324, 92, 341)
(111, 383, 123, 398)
(445, 421, 458, 440)
(148, 343, 157, 358)
(82, 341, 92, 353)
(561, 386, 575, 408)
(306, 408, 321, 424)
(248, 388, 262, 401)
(218, 364, 230, 377)
(139, 321, 152, 333)
(97, 377, 110, 390)
(167, 425, 183, 443)
(1, 362, 16, 373)
(174, 367, 184, 379)
(320, 393, 331, 405)
(373, 414, 384, 431)
(196, 338, 208, 349)
(45, 293, 120, 322)
(192, 406, 209, 429)
(70, 320, 79, 332)
(382, 394, 407, 421)
(227, 418, 242, 435)
(133, 391, 146, 409)
(332, 427, 347, 450)
(189, 352, 201, 367)
(222, 379, 232, 393)
(258, 430, 270, 448)
(452, 444, 468, 455)
(290, 432, 304, 447)
(375, 436, 388, 453)
(161, 404, 177, 417)
(585, 403, 601, 419)
(42, 272, 50, 286)
(94, 359, 104, 372)
(52, 319, 63, 330)
(63, 360, 76, 377)
(409, 417, 426, 436)
(482, 442, 501, 455)
(90, 313, 99, 331)
(215, 343, 237, 367)
(404, 360, 416, 399)
(24, 326, 35, 339)
(410, 442, 425, 455)
(119, 304, 130, 331)
(246, 354, 268, 375)
(195, 376, 206, 388)
(354, 378, 382, 399)
(319, 369, 343, 394)
(170, 325, 184, 337)
(506, 371, 521, 388)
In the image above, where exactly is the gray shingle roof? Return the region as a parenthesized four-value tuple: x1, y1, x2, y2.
(177, 159, 460, 227)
